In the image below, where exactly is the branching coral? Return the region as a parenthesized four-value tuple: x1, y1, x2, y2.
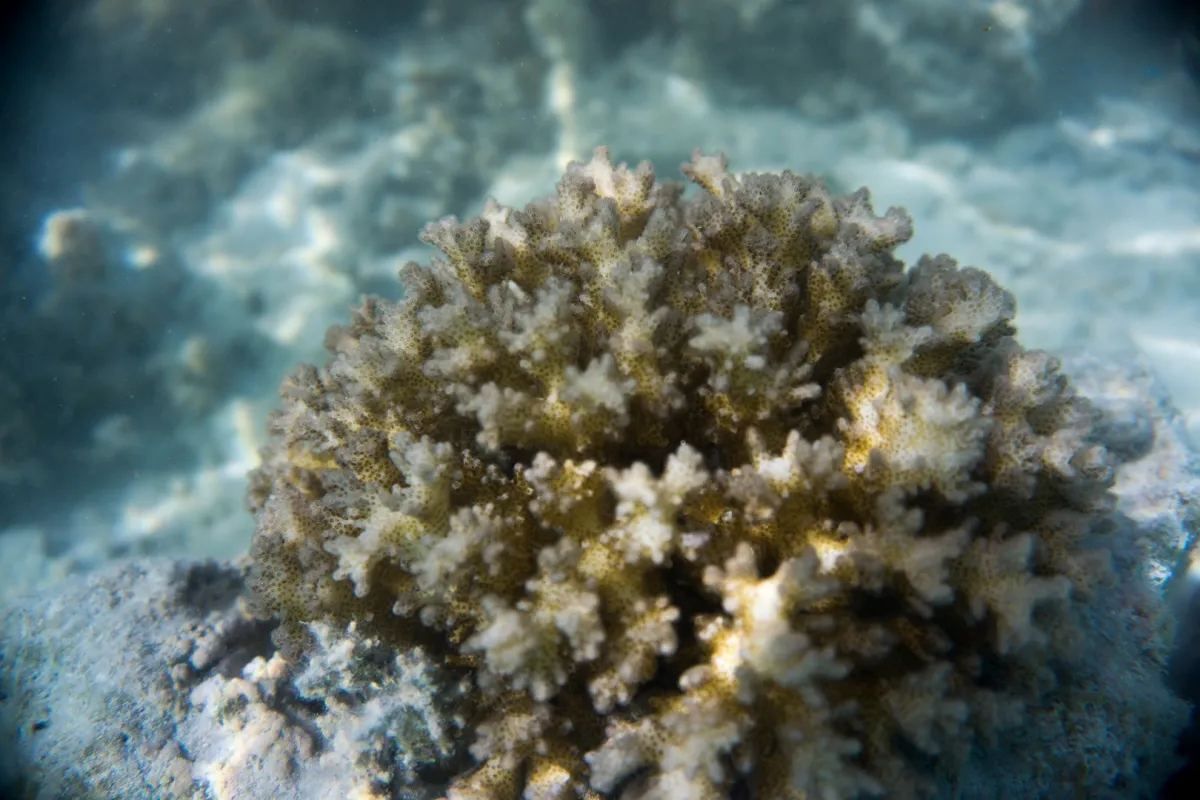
(249, 148, 1120, 798)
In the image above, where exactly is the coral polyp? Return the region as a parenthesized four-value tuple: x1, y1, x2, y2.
(249, 148, 1119, 798)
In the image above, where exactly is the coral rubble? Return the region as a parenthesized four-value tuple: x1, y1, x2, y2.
(247, 149, 1181, 797)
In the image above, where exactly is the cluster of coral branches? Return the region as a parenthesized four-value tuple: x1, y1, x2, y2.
(249, 148, 1115, 798)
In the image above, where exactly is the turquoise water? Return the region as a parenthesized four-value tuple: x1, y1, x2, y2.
(1, 2, 1198, 798)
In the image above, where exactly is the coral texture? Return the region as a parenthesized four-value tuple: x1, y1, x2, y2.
(249, 149, 1126, 798)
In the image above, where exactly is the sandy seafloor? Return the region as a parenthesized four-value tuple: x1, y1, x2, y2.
(3, 2, 1199, 598)
(1, 0, 1200, 796)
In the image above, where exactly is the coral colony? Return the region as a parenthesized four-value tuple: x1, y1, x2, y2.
(249, 149, 1120, 798)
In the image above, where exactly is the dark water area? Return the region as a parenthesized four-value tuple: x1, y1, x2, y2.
(1, 1, 1199, 798)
